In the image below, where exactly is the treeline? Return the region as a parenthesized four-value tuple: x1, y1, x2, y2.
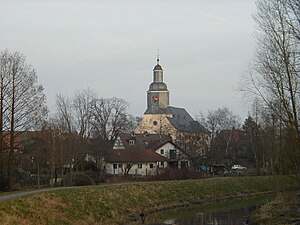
(199, 0, 300, 175)
(239, 0, 300, 174)
(0, 50, 139, 191)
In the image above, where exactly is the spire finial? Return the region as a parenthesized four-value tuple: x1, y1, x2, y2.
(157, 49, 160, 65)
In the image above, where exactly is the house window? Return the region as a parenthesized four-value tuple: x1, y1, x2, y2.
(113, 164, 117, 169)
(160, 162, 164, 167)
(129, 140, 135, 145)
(138, 164, 142, 169)
(160, 149, 164, 154)
(181, 161, 188, 168)
(150, 164, 154, 169)
(118, 164, 122, 168)
(170, 150, 176, 159)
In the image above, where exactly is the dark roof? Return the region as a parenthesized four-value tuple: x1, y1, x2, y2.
(116, 133, 171, 151)
(105, 149, 166, 163)
(149, 82, 168, 91)
(167, 106, 208, 133)
(153, 64, 163, 70)
(145, 106, 208, 133)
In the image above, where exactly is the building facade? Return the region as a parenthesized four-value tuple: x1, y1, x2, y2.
(135, 59, 211, 160)
(105, 133, 190, 176)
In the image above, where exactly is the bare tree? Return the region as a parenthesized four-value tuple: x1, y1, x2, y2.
(56, 94, 73, 133)
(73, 88, 95, 138)
(197, 106, 241, 139)
(90, 97, 133, 142)
(54, 91, 135, 179)
(240, 0, 300, 172)
(0, 50, 13, 189)
(243, 116, 264, 175)
(0, 50, 47, 190)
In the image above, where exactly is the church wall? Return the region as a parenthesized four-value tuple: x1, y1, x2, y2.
(135, 114, 177, 138)
(158, 91, 169, 108)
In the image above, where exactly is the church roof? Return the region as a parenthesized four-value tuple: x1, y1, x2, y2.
(149, 82, 168, 91)
(166, 106, 208, 133)
(144, 106, 209, 133)
(153, 64, 162, 70)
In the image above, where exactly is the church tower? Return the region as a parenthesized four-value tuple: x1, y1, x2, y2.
(145, 58, 169, 114)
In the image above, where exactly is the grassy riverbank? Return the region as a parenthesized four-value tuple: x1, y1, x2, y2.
(0, 176, 298, 225)
(250, 191, 300, 225)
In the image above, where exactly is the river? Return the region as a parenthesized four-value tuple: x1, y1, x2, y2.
(125, 195, 274, 225)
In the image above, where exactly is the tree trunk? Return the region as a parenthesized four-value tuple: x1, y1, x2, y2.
(8, 71, 15, 191)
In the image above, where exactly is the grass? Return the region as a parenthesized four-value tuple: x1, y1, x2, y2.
(0, 175, 298, 225)
(250, 191, 300, 225)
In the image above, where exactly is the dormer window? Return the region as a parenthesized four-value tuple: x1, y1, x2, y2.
(129, 140, 135, 145)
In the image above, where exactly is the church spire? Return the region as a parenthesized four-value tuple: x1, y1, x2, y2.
(153, 52, 162, 71)
(146, 57, 170, 113)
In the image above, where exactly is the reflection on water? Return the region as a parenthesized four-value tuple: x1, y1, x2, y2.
(125, 195, 273, 225)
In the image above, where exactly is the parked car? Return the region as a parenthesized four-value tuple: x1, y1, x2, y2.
(231, 165, 247, 170)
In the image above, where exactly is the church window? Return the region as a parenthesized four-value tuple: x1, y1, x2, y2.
(153, 121, 157, 125)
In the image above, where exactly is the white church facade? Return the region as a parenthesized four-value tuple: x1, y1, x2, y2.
(135, 58, 210, 159)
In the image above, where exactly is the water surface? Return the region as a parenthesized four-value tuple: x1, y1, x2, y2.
(125, 195, 273, 225)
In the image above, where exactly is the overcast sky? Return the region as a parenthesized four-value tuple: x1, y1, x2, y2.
(0, 0, 257, 120)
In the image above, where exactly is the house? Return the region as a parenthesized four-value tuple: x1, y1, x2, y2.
(105, 132, 190, 176)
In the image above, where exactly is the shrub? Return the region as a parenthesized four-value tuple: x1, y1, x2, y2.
(63, 172, 95, 186)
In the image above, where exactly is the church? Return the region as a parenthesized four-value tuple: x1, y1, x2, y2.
(135, 58, 210, 159)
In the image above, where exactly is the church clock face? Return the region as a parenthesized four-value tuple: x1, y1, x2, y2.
(152, 95, 159, 102)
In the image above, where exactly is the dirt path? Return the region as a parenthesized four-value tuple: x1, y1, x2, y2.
(0, 186, 82, 202)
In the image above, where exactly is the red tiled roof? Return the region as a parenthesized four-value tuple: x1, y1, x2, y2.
(117, 133, 171, 151)
(105, 149, 167, 163)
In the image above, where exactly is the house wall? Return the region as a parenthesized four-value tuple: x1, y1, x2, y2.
(155, 142, 176, 159)
(155, 142, 190, 169)
(106, 162, 161, 176)
(113, 136, 125, 149)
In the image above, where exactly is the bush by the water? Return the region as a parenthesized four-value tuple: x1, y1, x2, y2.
(63, 172, 95, 186)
